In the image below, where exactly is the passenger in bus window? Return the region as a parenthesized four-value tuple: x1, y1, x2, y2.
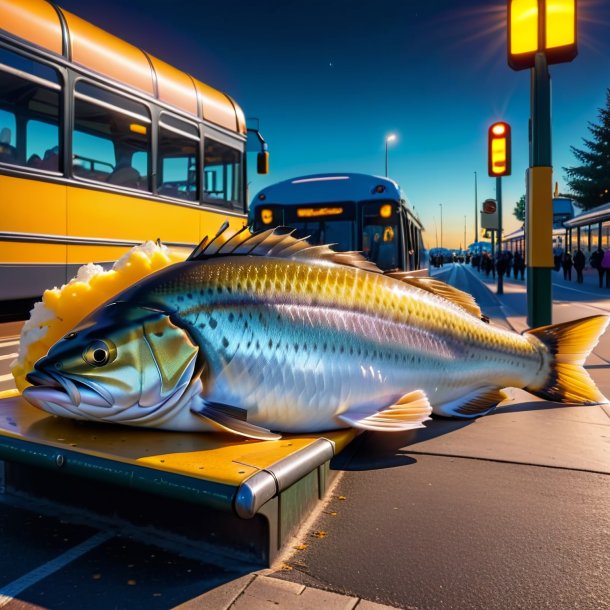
(0, 127, 17, 163)
(40, 145, 59, 171)
(107, 154, 141, 188)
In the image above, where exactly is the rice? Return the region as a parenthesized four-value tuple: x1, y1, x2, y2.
(11, 241, 186, 392)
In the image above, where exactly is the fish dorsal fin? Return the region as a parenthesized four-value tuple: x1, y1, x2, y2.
(385, 273, 484, 320)
(188, 224, 383, 273)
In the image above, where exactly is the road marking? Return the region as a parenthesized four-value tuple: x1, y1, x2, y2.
(0, 531, 112, 607)
(0, 374, 15, 383)
(0, 340, 20, 348)
(0, 353, 17, 361)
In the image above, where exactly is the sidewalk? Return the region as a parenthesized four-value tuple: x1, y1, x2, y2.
(176, 573, 394, 610)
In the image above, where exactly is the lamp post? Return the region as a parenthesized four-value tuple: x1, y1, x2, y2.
(439, 203, 443, 249)
(385, 134, 396, 177)
(464, 215, 467, 253)
(474, 171, 478, 252)
(508, 0, 577, 327)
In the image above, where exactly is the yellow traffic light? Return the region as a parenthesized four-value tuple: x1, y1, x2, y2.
(508, 0, 577, 71)
(488, 122, 512, 177)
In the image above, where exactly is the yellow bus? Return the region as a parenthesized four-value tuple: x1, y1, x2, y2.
(0, 0, 268, 315)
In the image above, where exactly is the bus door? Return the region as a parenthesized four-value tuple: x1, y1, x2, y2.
(361, 201, 401, 271)
(400, 207, 416, 271)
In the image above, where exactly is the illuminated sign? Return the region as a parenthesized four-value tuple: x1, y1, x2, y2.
(296, 207, 344, 218)
(508, 0, 577, 71)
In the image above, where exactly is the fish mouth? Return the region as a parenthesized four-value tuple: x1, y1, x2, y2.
(24, 369, 114, 409)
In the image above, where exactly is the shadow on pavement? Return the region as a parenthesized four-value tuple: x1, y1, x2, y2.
(331, 393, 601, 472)
(332, 417, 473, 471)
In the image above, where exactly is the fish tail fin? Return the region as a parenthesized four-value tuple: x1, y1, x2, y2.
(524, 315, 610, 404)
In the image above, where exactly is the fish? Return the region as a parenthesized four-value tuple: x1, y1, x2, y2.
(23, 223, 609, 440)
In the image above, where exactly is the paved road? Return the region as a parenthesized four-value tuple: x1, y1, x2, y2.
(0, 322, 21, 393)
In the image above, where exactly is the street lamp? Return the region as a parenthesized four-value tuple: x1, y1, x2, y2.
(385, 134, 396, 177)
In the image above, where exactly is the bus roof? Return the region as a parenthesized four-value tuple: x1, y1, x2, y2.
(251, 173, 403, 206)
(0, 0, 245, 134)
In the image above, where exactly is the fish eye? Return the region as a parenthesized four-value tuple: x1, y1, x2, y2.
(83, 340, 116, 367)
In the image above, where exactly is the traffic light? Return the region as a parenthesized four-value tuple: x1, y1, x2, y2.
(508, 0, 577, 71)
(488, 122, 511, 177)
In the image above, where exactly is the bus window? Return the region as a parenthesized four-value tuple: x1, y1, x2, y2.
(0, 47, 60, 169)
(73, 80, 150, 190)
(362, 201, 399, 271)
(203, 138, 242, 206)
(158, 114, 199, 201)
(282, 204, 355, 251)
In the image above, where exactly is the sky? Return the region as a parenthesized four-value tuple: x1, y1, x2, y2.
(56, 0, 610, 250)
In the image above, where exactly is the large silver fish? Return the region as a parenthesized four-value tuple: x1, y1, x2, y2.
(23, 225, 609, 440)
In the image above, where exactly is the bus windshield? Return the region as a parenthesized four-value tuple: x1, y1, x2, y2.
(256, 202, 355, 251)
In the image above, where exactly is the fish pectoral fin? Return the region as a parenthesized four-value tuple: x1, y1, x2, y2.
(337, 390, 432, 432)
(193, 403, 281, 440)
(435, 387, 510, 418)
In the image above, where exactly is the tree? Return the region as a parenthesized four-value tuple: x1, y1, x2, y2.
(513, 194, 525, 222)
(563, 88, 610, 210)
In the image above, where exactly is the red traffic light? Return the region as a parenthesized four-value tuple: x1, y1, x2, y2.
(488, 122, 512, 177)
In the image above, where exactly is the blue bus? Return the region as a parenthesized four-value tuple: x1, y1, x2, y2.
(249, 173, 427, 274)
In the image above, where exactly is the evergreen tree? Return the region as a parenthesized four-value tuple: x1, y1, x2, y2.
(563, 88, 610, 210)
(513, 195, 525, 222)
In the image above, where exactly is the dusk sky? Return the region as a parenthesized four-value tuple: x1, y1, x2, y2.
(57, 0, 610, 250)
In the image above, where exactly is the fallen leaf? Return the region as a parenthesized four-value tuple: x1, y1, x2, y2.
(337, 495, 346, 501)
(313, 530, 328, 539)
(294, 543, 308, 551)
(280, 563, 293, 571)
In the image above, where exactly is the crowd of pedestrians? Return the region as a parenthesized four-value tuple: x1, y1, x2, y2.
(469, 246, 610, 289)
(471, 250, 525, 280)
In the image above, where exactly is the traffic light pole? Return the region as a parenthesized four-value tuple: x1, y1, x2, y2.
(496, 176, 503, 295)
(527, 52, 553, 327)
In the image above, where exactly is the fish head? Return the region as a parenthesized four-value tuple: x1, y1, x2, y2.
(23, 303, 201, 420)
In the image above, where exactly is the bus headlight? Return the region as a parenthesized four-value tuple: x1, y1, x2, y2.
(261, 208, 273, 224)
(380, 204, 392, 218)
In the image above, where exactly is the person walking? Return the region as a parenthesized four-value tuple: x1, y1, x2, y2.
(561, 251, 573, 281)
(573, 249, 586, 284)
(513, 251, 525, 280)
(590, 248, 604, 287)
(601, 248, 610, 288)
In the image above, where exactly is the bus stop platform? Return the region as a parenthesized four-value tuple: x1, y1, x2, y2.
(0, 389, 357, 566)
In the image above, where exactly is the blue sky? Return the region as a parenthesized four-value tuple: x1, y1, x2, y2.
(58, 0, 610, 249)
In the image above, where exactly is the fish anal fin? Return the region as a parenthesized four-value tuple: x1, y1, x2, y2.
(385, 274, 484, 320)
(193, 402, 281, 440)
(338, 390, 432, 432)
(435, 387, 509, 418)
